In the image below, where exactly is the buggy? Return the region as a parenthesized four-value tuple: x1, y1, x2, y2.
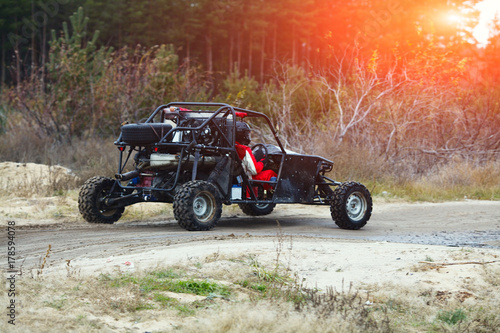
(78, 102, 372, 231)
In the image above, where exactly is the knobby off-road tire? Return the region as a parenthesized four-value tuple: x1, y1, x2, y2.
(173, 180, 222, 231)
(121, 123, 173, 145)
(330, 181, 372, 230)
(78, 176, 124, 224)
(238, 203, 276, 216)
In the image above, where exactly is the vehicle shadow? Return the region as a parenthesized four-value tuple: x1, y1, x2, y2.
(114, 214, 331, 232)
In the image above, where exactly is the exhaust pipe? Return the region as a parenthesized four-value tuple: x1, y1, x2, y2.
(115, 170, 140, 181)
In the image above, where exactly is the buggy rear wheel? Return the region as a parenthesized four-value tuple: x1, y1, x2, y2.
(238, 203, 276, 216)
(174, 180, 222, 231)
(330, 182, 372, 230)
(78, 176, 125, 224)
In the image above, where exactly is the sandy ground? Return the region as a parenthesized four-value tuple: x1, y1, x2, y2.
(43, 236, 499, 293)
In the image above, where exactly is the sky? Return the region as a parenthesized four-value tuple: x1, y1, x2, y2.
(474, 0, 500, 46)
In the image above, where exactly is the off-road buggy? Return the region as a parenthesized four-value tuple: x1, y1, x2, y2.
(78, 102, 372, 231)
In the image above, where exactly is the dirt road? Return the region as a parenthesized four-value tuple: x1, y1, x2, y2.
(5, 200, 499, 271)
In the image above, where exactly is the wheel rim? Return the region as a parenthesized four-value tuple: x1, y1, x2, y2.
(346, 191, 367, 222)
(193, 192, 215, 223)
(255, 203, 270, 209)
(98, 189, 119, 217)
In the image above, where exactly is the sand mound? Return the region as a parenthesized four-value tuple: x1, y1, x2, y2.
(0, 162, 79, 194)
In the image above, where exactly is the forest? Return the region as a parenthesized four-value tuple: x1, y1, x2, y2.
(1, 0, 499, 199)
(3, 0, 500, 84)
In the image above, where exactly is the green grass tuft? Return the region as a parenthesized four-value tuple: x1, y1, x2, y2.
(437, 309, 467, 325)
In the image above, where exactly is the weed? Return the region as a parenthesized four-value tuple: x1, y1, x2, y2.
(105, 273, 139, 288)
(43, 296, 66, 310)
(100, 270, 231, 300)
(437, 309, 467, 325)
(65, 259, 81, 278)
(134, 303, 156, 311)
(251, 284, 268, 293)
(385, 297, 408, 313)
(153, 269, 182, 279)
(169, 279, 231, 297)
(153, 293, 178, 307)
(482, 265, 500, 287)
(205, 250, 221, 263)
(238, 280, 268, 294)
(153, 292, 200, 315)
(175, 304, 196, 316)
(36, 244, 52, 278)
(297, 284, 390, 331)
(250, 257, 287, 284)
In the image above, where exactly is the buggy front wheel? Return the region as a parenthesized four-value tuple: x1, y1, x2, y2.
(330, 182, 372, 230)
(174, 180, 222, 231)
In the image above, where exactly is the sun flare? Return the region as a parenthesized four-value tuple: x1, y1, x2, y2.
(447, 13, 464, 24)
(474, 0, 500, 46)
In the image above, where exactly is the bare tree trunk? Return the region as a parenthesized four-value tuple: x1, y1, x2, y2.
(273, 22, 277, 62)
(1, 34, 5, 87)
(31, 0, 37, 79)
(15, 46, 21, 89)
(39, 20, 47, 95)
(260, 34, 265, 84)
(205, 28, 213, 82)
(185, 35, 191, 87)
(248, 30, 253, 78)
(229, 31, 234, 75)
(305, 36, 311, 73)
(292, 23, 296, 66)
(118, 20, 122, 48)
(41, 22, 46, 69)
(315, 39, 320, 69)
(237, 30, 242, 74)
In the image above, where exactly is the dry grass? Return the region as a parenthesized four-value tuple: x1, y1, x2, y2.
(367, 158, 500, 201)
(364, 267, 500, 332)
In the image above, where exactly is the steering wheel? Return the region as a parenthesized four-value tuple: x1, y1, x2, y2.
(251, 144, 269, 168)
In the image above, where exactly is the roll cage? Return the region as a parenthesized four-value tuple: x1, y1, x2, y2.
(113, 102, 339, 206)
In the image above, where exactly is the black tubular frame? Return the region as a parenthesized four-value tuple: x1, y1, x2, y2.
(111, 102, 340, 207)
